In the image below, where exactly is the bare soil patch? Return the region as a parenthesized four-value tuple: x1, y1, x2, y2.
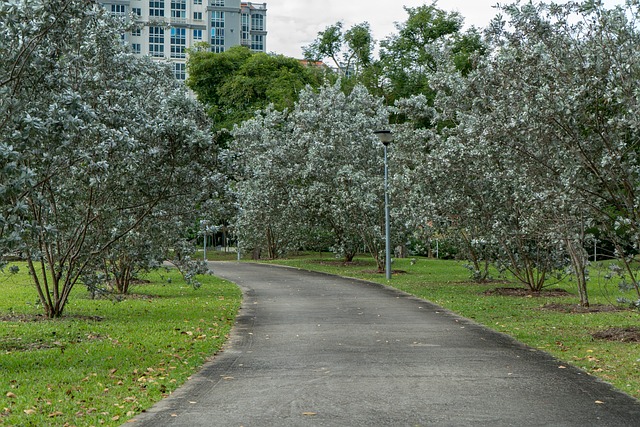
(592, 327, 640, 343)
(0, 314, 103, 322)
(483, 287, 572, 297)
(313, 260, 375, 267)
(540, 303, 627, 314)
(361, 269, 407, 275)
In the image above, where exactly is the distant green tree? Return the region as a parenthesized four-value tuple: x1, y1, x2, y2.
(187, 46, 323, 147)
(303, 21, 374, 79)
(379, 3, 485, 106)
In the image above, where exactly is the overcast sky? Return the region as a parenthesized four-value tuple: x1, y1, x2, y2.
(266, 0, 626, 58)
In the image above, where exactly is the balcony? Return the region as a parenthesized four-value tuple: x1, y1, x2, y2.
(242, 2, 267, 11)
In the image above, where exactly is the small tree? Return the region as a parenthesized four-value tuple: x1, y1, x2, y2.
(1, 1, 217, 317)
(231, 83, 391, 269)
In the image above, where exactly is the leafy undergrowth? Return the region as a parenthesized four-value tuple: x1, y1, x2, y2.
(264, 254, 640, 401)
(0, 264, 241, 426)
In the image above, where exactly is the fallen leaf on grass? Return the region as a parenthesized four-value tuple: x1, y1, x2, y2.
(23, 409, 36, 415)
(5, 392, 16, 399)
(48, 411, 63, 417)
(112, 415, 120, 421)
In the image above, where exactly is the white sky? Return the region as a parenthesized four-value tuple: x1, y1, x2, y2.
(265, 0, 627, 58)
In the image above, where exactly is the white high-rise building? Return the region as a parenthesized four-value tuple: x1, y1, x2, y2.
(99, 1, 267, 80)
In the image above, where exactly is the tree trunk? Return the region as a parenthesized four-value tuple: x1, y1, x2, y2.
(565, 238, 589, 307)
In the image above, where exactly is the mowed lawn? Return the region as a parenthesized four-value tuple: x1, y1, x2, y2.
(265, 254, 640, 401)
(0, 264, 241, 427)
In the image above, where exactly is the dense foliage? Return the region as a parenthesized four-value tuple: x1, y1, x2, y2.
(1, 1, 217, 316)
(187, 46, 325, 147)
(228, 0, 640, 307)
(231, 83, 390, 267)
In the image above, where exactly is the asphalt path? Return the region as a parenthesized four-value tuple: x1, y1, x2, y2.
(130, 261, 640, 426)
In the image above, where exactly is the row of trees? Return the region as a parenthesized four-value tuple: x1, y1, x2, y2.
(4, 1, 637, 316)
(189, 1, 640, 308)
(1, 1, 219, 317)
(412, 0, 640, 307)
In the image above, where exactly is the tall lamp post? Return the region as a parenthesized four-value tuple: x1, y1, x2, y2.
(374, 130, 393, 280)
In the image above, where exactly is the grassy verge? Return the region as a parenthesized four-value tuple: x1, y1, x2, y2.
(264, 253, 640, 401)
(0, 264, 242, 426)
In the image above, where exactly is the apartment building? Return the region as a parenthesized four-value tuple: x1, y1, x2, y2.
(99, 1, 267, 80)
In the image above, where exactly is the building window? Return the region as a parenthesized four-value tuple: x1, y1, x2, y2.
(132, 28, 141, 37)
(132, 7, 142, 16)
(194, 0, 202, 4)
(132, 43, 141, 54)
(210, 11, 225, 53)
(149, 1, 164, 17)
(241, 13, 249, 45)
(111, 4, 126, 15)
(170, 27, 186, 58)
(174, 63, 186, 80)
(171, 0, 186, 20)
(193, 11, 202, 20)
(251, 13, 264, 31)
(251, 34, 264, 51)
(149, 26, 165, 57)
(211, 0, 224, 6)
(193, 29, 203, 41)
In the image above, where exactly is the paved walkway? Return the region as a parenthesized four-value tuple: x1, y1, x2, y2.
(130, 262, 640, 426)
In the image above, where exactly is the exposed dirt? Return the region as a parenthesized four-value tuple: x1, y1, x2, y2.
(313, 260, 375, 267)
(592, 327, 640, 343)
(0, 314, 104, 322)
(360, 269, 408, 275)
(540, 303, 627, 314)
(483, 287, 572, 297)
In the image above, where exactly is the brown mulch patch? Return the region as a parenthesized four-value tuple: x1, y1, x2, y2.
(314, 260, 375, 267)
(483, 287, 572, 297)
(540, 303, 627, 314)
(360, 269, 407, 275)
(592, 327, 640, 343)
(0, 314, 104, 322)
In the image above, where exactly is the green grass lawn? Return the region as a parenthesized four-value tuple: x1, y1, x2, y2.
(0, 264, 241, 426)
(263, 253, 640, 401)
(2, 252, 638, 427)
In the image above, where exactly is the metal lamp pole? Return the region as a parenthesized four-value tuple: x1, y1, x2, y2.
(374, 130, 393, 280)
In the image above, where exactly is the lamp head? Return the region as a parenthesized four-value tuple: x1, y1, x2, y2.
(374, 130, 393, 146)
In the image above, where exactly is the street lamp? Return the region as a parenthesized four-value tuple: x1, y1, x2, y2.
(374, 129, 393, 280)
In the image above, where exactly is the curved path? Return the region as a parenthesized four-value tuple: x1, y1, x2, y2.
(131, 262, 640, 426)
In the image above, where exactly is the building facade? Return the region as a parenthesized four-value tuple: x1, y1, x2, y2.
(98, 1, 267, 80)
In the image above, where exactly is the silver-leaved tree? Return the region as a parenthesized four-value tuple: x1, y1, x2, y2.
(231, 82, 391, 270)
(0, 1, 217, 317)
(396, 0, 640, 306)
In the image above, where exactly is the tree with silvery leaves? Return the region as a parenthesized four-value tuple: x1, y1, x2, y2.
(231, 83, 391, 269)
(397, 0, 640, 305)
(0, 1, 217, 316)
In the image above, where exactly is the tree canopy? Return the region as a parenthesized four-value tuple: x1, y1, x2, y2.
(187, 46, 324, 146)
(1, 0, 217, 317)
